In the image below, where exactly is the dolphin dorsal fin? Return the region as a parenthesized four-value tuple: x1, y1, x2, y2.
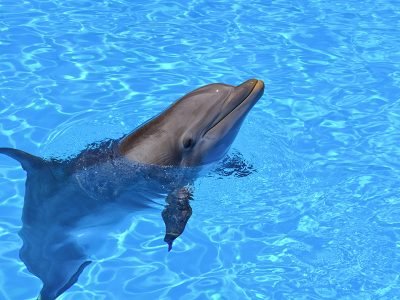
(0, 147, 46, 172)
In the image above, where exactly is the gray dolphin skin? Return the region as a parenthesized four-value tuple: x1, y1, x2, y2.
(0, 79, 264, 300)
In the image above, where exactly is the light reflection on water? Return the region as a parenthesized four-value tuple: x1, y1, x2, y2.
(1, 0, 400, 299)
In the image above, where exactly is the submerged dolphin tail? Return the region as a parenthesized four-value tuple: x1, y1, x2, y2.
(0, 147, 46, 172)
(41, 260, 92, 300)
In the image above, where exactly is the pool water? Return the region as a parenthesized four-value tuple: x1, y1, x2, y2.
(1, 0, 400, 299)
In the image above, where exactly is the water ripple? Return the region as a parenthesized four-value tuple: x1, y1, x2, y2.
(1, 0, 400, 299)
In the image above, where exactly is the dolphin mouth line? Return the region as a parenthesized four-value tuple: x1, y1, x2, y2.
(204, 80, 260, 135)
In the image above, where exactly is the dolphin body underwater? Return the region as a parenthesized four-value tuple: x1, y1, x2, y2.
(0, 79, 264, 300)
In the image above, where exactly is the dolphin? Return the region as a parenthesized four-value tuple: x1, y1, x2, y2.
(0, 79, 264, 300)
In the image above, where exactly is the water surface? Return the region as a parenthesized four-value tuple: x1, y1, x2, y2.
(1, 0, 400, 299)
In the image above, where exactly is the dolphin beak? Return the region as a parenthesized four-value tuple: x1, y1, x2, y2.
(221, 78, 264, 119)
(234, 79, 264, 102)
(205, 79, 264, 137)
(236, 79, 258, 95)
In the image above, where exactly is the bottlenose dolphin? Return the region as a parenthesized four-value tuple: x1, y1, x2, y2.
(0, 79, 264, 300)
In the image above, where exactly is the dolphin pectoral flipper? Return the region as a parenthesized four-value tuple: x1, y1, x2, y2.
(0, 79, 264, 298)
(0, 147, 46, 172)
(214, 150, 256, 178)
(161, 187, 193, 251)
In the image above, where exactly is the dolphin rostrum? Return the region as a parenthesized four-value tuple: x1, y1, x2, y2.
(0, 79, 264, 300)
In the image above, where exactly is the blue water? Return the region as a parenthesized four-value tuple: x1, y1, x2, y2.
(1, 0, 400, 299)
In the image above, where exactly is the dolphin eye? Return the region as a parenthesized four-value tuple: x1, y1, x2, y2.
(183, 137, 195, 149)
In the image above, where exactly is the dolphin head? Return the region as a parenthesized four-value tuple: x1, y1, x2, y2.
(119, 79, 264, 166)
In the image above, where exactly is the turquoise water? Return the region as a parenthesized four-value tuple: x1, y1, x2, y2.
(1, 0, 400, 299)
